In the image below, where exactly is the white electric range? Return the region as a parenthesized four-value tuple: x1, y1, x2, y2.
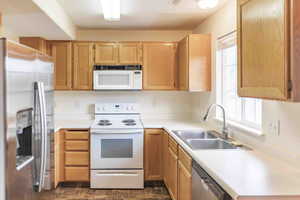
(90, 103, 144, 189)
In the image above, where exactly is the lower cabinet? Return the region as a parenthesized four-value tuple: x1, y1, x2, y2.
(163, 130, 169, 186)
(178, 147, 192, 200)
(167, 146, 178, 200)
(144, 129, 164, 181)
(54, 129, 90, 187)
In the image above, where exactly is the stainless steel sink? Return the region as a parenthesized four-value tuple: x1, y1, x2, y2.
(186, 139, 237, 150)
(173, 130, 217, 140)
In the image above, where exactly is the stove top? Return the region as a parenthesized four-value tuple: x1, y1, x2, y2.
(91, 115, 143, 130)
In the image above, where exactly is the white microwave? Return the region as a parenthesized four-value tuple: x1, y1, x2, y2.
(93, 65, 142, 90)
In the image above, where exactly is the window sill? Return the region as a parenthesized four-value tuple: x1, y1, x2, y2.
(213, 118, 264, 137)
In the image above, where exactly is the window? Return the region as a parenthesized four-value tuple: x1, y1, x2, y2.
(216, 32, 262, 130)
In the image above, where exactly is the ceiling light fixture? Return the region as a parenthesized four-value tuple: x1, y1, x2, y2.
(197, 0, 219, 9)
(100, 0, 120, 21)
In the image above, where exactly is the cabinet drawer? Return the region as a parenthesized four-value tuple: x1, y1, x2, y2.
(65, 130, 89, 140)
(168, 136, 178, 154)
(178, 146, 192, 172)
(65, 152, 89, 166)
(65, 167, 89, 181)
(65, 141, 89, 151)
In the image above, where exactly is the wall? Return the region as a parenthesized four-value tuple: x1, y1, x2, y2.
(55, 91, 195, 121)
(76, 29, 192, 41)
(192, 1, 300, 167)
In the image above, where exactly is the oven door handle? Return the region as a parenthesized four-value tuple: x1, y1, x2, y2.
(91, 129, 143, 134)
(95, 173, 139, 177)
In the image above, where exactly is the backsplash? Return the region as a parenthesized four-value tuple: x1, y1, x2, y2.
(54, 91, 197, 121)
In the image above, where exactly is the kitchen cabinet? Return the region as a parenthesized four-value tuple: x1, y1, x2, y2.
(119, 42, 143, 64)
(143, 42, 177, 90)
(19, 37, 49, 54)
(167, 135, 178, 200)
(50, 42, 73, 90)
(95, 42, 118, 64)
(54, 129, 90, 184)
(163, 130, 169, 186)
(73, 42, 94, 90)
(144, 129, 163, 181)
(178, 147, 192, 200)
(178, 34, 211, 92)
(237, 0, 300, 100)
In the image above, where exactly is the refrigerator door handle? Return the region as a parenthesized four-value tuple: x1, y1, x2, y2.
(35, 82, 48, 192)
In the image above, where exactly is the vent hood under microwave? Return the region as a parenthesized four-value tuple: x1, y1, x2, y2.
(93, 65, 143, 91)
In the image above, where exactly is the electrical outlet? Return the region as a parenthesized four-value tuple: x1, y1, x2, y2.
(268, 120, 280, 136)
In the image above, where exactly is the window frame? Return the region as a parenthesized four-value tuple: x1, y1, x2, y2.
(216, 32, 262, 132)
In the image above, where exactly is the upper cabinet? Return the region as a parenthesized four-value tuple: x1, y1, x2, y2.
(118, 42, 143, 64)
(237, 0, 300, 101)
(73, 42, 94, 90)
(95, 42, 143, 65)
(95, 42, 118, 65)
(178, 34, 211, 92)
(50, 42, 73, 90)
(19, 37, 49, 55)
(143, 42, 177, 90)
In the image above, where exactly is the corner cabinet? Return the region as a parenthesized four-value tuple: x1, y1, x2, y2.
(178, 34, 211, 92)
(73, 42, 94, 90)
(50, 42, 73, 90)
(143, 42, 177, 90)
(237, 0, 300, 101)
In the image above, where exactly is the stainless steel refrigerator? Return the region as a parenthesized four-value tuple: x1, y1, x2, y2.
(0, 38, 54, 200)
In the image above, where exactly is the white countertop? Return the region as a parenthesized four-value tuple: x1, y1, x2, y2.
(55, 119, 300, 200)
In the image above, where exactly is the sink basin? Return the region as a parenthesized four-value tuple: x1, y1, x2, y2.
(173, 130, 217, 140)
(186, 139, 237, 150)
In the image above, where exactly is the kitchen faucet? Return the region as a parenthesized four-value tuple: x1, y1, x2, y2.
(203, 104, 229, 140)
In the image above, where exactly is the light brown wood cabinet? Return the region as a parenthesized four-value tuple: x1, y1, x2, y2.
(143, 42, 177, 90)
(50, 42, 73, 90)
(95, 42, 118, 65)
(73, 42, 94, 90)
(178, 34, 211, 92)
(178, 147, 192, 200)
(54, 129, 90, 186)
(19, 37, 49, 54)
(237, 0, 300, 101)
(163, 130, 169, 186)
(119, 42, 143, 64)
(144, 129, 163, 181)
(167, 145, 178, 200)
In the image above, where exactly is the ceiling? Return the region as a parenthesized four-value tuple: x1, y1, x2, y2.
(0, 0, 74, 40)
(57, 0, 228, 30)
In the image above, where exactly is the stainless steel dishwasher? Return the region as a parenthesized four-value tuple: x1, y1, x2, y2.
(192, 161, 233, 200)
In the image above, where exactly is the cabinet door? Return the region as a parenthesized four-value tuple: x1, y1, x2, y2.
(178, 37, 189, 90)
(178, 161, 191, 200)
(51, 42, 72, 90)
(144, 129, 163, 181)
(54, 130, 65, 187)
(119, 42, 142, 64)
(237, 0, 289, 100)
(163, 131, 169, 186)
(143, 43, 177, 90)
(73, 42, 94, 90)
(168, 147, 178, 200)
(95, 42, 118, 64)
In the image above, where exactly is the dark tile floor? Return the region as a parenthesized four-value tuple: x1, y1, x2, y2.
(38, 183, 171, 200)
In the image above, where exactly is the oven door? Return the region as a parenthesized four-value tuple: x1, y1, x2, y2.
(91, 130, 144, 169)
(93, 70, 135, 90)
